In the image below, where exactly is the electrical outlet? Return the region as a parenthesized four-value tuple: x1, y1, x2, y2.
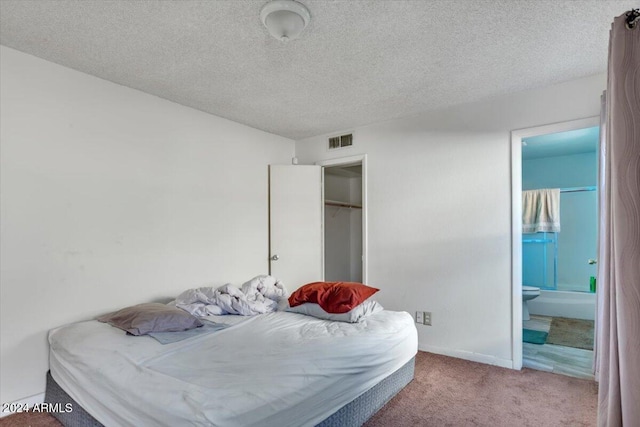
(415, 311, 423, 324)
(423, 312, 432, 326)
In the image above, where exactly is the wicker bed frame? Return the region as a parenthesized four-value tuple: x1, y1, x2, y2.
(45, 356, 414, 427)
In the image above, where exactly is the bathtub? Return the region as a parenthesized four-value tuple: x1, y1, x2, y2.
(527, 290, 596, 320)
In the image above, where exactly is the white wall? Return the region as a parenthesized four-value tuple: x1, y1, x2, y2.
(324, 174, 351, 202)
(523, 152, 597, 189)
(296, 74, 605, 367)
(0, 46, 294, 404)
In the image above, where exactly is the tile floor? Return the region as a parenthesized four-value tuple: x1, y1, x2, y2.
(523, 314, 594, 380)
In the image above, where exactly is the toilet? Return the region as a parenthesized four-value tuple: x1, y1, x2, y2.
(522, 286, 541, 321)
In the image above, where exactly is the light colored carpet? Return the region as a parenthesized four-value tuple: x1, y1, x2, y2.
(546, 317, 595, 350)
(364, 351, 597, 427)
(1, 351, 597, 427)
(0, 411, 62, 427)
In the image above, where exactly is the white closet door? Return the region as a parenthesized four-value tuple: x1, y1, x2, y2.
(269, 165, 323, 291)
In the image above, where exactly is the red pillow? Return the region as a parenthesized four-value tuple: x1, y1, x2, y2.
(288, 282, 379, 314)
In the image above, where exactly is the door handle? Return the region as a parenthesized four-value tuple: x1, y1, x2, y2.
(588, 259, 597, 265)
(271, 255, 280, 261)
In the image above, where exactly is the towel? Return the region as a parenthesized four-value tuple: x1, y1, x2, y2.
(522, 189, 561, 233)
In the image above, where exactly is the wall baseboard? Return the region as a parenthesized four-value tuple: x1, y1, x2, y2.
(418, 344, 514, 370)
(0, 392, 45, 418)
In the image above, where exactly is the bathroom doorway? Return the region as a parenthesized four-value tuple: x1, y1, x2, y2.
(511, 117, 599, 376)
(522, 128, 599, 295)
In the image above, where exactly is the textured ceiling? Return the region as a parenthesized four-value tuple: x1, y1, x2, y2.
(0, 1, 634, 140)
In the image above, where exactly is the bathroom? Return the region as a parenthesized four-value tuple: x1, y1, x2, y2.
(520, 125, 598, 379)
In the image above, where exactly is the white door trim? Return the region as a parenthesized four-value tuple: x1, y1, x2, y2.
(316, 154, 368, 283)
(510, 116, 599, 370)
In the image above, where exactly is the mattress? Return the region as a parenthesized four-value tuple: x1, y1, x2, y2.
(49, 310, 417, 427)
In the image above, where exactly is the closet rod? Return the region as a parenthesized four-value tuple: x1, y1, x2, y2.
(560, 186, 596, 193)
(325, 200, 362, 209)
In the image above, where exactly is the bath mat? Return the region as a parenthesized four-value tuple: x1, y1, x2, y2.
(546, 317, 594, 350)
(523, 329, 548, 345)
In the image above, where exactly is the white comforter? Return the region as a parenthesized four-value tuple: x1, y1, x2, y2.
(174, 275, 287, 316)
(49, 310, 417, 427)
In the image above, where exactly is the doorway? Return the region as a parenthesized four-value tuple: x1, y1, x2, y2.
(511, 117, 599, 374)
(323, 164, 363, 282)
(317, 155, 367, 283)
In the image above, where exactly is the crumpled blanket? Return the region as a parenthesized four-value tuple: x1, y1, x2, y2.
(175, 275, 287, 316)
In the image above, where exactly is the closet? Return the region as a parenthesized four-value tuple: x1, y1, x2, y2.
(324, 165, 362, 282)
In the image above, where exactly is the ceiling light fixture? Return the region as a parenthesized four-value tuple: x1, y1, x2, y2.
(260, 0, 311, 42)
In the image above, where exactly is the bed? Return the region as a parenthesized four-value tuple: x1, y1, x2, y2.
(46, 309, 417, 426)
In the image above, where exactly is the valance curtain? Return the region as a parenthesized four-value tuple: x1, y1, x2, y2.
(594, 11, 640, 427)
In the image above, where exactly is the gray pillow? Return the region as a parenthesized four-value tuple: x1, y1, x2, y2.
(286, 300, 383, 323)
(97, 303, 203, 336)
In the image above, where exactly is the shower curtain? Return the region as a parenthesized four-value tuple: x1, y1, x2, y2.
(594, 10, 640, 427)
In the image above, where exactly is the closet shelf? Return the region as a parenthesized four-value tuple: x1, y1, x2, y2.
(325, 200, 362, 209)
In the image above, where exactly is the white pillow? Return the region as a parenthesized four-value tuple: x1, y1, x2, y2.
(286, 299, 383, 323)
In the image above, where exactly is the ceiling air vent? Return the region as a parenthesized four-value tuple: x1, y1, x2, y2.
(328, 133, 353, 150)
